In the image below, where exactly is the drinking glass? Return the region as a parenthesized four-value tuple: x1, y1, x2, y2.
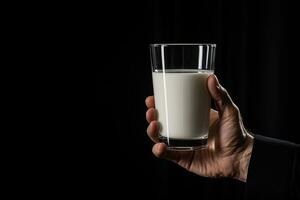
(150, 43, 216, 150)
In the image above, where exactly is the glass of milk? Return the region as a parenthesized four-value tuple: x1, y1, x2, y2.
(150, 44, 216, 150)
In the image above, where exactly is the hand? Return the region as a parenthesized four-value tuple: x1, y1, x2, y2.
(145, 75, 254, 182)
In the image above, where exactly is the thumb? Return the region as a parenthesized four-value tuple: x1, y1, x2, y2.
(207, 75, 238, 117)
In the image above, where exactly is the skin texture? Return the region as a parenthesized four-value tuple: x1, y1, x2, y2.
(146, 75, 254, 182)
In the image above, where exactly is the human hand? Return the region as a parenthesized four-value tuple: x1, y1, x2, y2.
(145, 75, 254, 182)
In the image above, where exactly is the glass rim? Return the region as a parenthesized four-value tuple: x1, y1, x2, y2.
(150, 43, 216, 47)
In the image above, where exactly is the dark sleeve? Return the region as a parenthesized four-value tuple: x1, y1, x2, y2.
(245, 135, 300, 199)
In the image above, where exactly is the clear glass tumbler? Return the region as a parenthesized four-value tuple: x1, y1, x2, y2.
(150, 43, 216, 150)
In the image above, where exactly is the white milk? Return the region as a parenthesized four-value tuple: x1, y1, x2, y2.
(152, 70, 212, 140)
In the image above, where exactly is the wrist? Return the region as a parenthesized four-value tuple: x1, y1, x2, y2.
(232, 133, 254, 182)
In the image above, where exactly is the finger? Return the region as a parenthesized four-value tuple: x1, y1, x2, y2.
(207, 74, 232, 107)
(152, 143, 196, 171)
(207, 75, 238, 117)
(152, 143, 181, 162)
(209, 109, 219, 126)
(147, 121, 159, 143)
(145, 96, 155, 108)
(208, 109, 219, 147)
(146, 108, 157, 123)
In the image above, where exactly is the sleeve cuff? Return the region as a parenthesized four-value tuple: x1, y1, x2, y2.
(245, 134, 297, 198)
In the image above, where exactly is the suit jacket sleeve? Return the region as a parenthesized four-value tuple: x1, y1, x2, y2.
(245, 135, 300, 199)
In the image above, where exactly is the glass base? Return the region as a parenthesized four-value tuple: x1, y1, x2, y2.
(159, 135, 208, 151)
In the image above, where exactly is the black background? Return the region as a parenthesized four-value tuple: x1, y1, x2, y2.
(100, 0, 299, 198)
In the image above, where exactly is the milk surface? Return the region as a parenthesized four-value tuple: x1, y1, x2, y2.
(152, 70, 212, 139)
